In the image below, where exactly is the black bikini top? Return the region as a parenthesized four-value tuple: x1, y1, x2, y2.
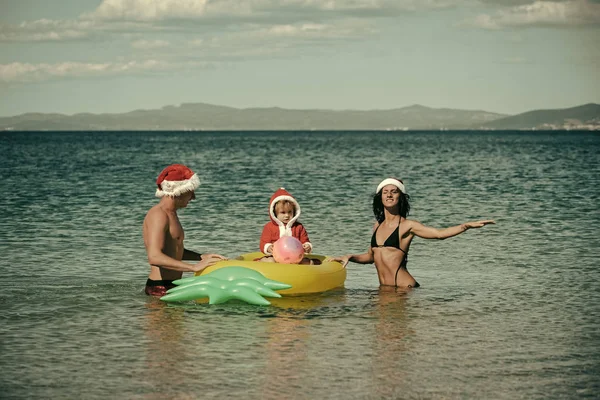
(371, 220, 407, 255)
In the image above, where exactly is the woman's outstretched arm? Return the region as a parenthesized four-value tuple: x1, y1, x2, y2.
(409, 219, 495, 240)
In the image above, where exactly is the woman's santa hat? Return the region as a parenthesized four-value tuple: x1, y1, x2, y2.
(155, 164, 200, 198)
(376, 178, 406, 194)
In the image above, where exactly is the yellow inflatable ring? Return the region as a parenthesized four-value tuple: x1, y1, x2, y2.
(196, 252, 346, 295)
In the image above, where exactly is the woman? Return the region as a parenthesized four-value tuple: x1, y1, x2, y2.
(330, 178, 495, 288)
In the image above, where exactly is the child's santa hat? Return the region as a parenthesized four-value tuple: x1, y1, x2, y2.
(269, 188, 301, 227)
(376, 178, 406, 194)
(155, 164, 200, 198)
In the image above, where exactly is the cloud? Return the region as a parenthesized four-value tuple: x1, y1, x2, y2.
(168, 18, 374, 63)
(0, 15, 372, 83)
(131, 39, 170, 49)
(5, 0, 595, 45)
(472, 0, 600, 28)
(0, 0, 467, 46)
(229, 19, 373, 41)
(0, 60, 207, 83)
(0, 19, 95, 42)
(84, 0, 459, 22)
(0, 1, 397, 47)
(477, 0, 537, 5)
(87, 0, 210, 21)
(503, 56, 528, 63)
(0, 1, 462, 84)
(188, 38, 204, 47)
(0, 18, 173, 43)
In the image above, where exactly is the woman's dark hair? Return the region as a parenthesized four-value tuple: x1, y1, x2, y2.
(372, 191, 411, 223)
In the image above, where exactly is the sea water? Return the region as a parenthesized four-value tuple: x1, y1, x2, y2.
(1, 131, 599, 399)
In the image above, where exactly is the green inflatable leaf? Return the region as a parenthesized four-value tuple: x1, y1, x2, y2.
(173, 266, 291, 291)
(161, 267, 291, 306)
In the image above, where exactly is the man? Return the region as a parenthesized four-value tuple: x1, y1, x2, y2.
(143, 163, 226, 297)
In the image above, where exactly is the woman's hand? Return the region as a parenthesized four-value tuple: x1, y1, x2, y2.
(327, 255, 351, 268)
(302, 243, 312, 253)
(463, 220, 496, 230)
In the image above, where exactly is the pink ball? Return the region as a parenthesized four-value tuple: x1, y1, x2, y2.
(272, 236, 304, 264)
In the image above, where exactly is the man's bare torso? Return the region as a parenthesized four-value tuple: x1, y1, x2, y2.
(143, 203, 185, 281)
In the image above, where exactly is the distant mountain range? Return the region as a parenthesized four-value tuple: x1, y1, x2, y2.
(0, 102, 598, 131)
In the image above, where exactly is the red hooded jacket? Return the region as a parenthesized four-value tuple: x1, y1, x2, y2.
(259, 188, 312, 254)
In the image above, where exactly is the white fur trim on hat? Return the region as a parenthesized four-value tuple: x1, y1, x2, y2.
(376, 178, 406, 194)
(155, 174, 200, 198)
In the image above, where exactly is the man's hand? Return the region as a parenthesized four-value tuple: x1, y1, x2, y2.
(192, 254, 227, 272)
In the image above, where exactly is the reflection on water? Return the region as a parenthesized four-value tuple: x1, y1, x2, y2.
(371, 287, 412, 399)
(141, 300, 190, 400)
(262, 313, 310, 397)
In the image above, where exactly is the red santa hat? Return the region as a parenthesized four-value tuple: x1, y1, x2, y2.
(376, 178, 406, 194)
(155, 164, 200, 198)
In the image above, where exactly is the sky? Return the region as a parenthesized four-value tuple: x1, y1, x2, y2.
(0, 0, 599, 117)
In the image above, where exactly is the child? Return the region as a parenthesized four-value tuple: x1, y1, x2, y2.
(260, 188, 312, 256)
